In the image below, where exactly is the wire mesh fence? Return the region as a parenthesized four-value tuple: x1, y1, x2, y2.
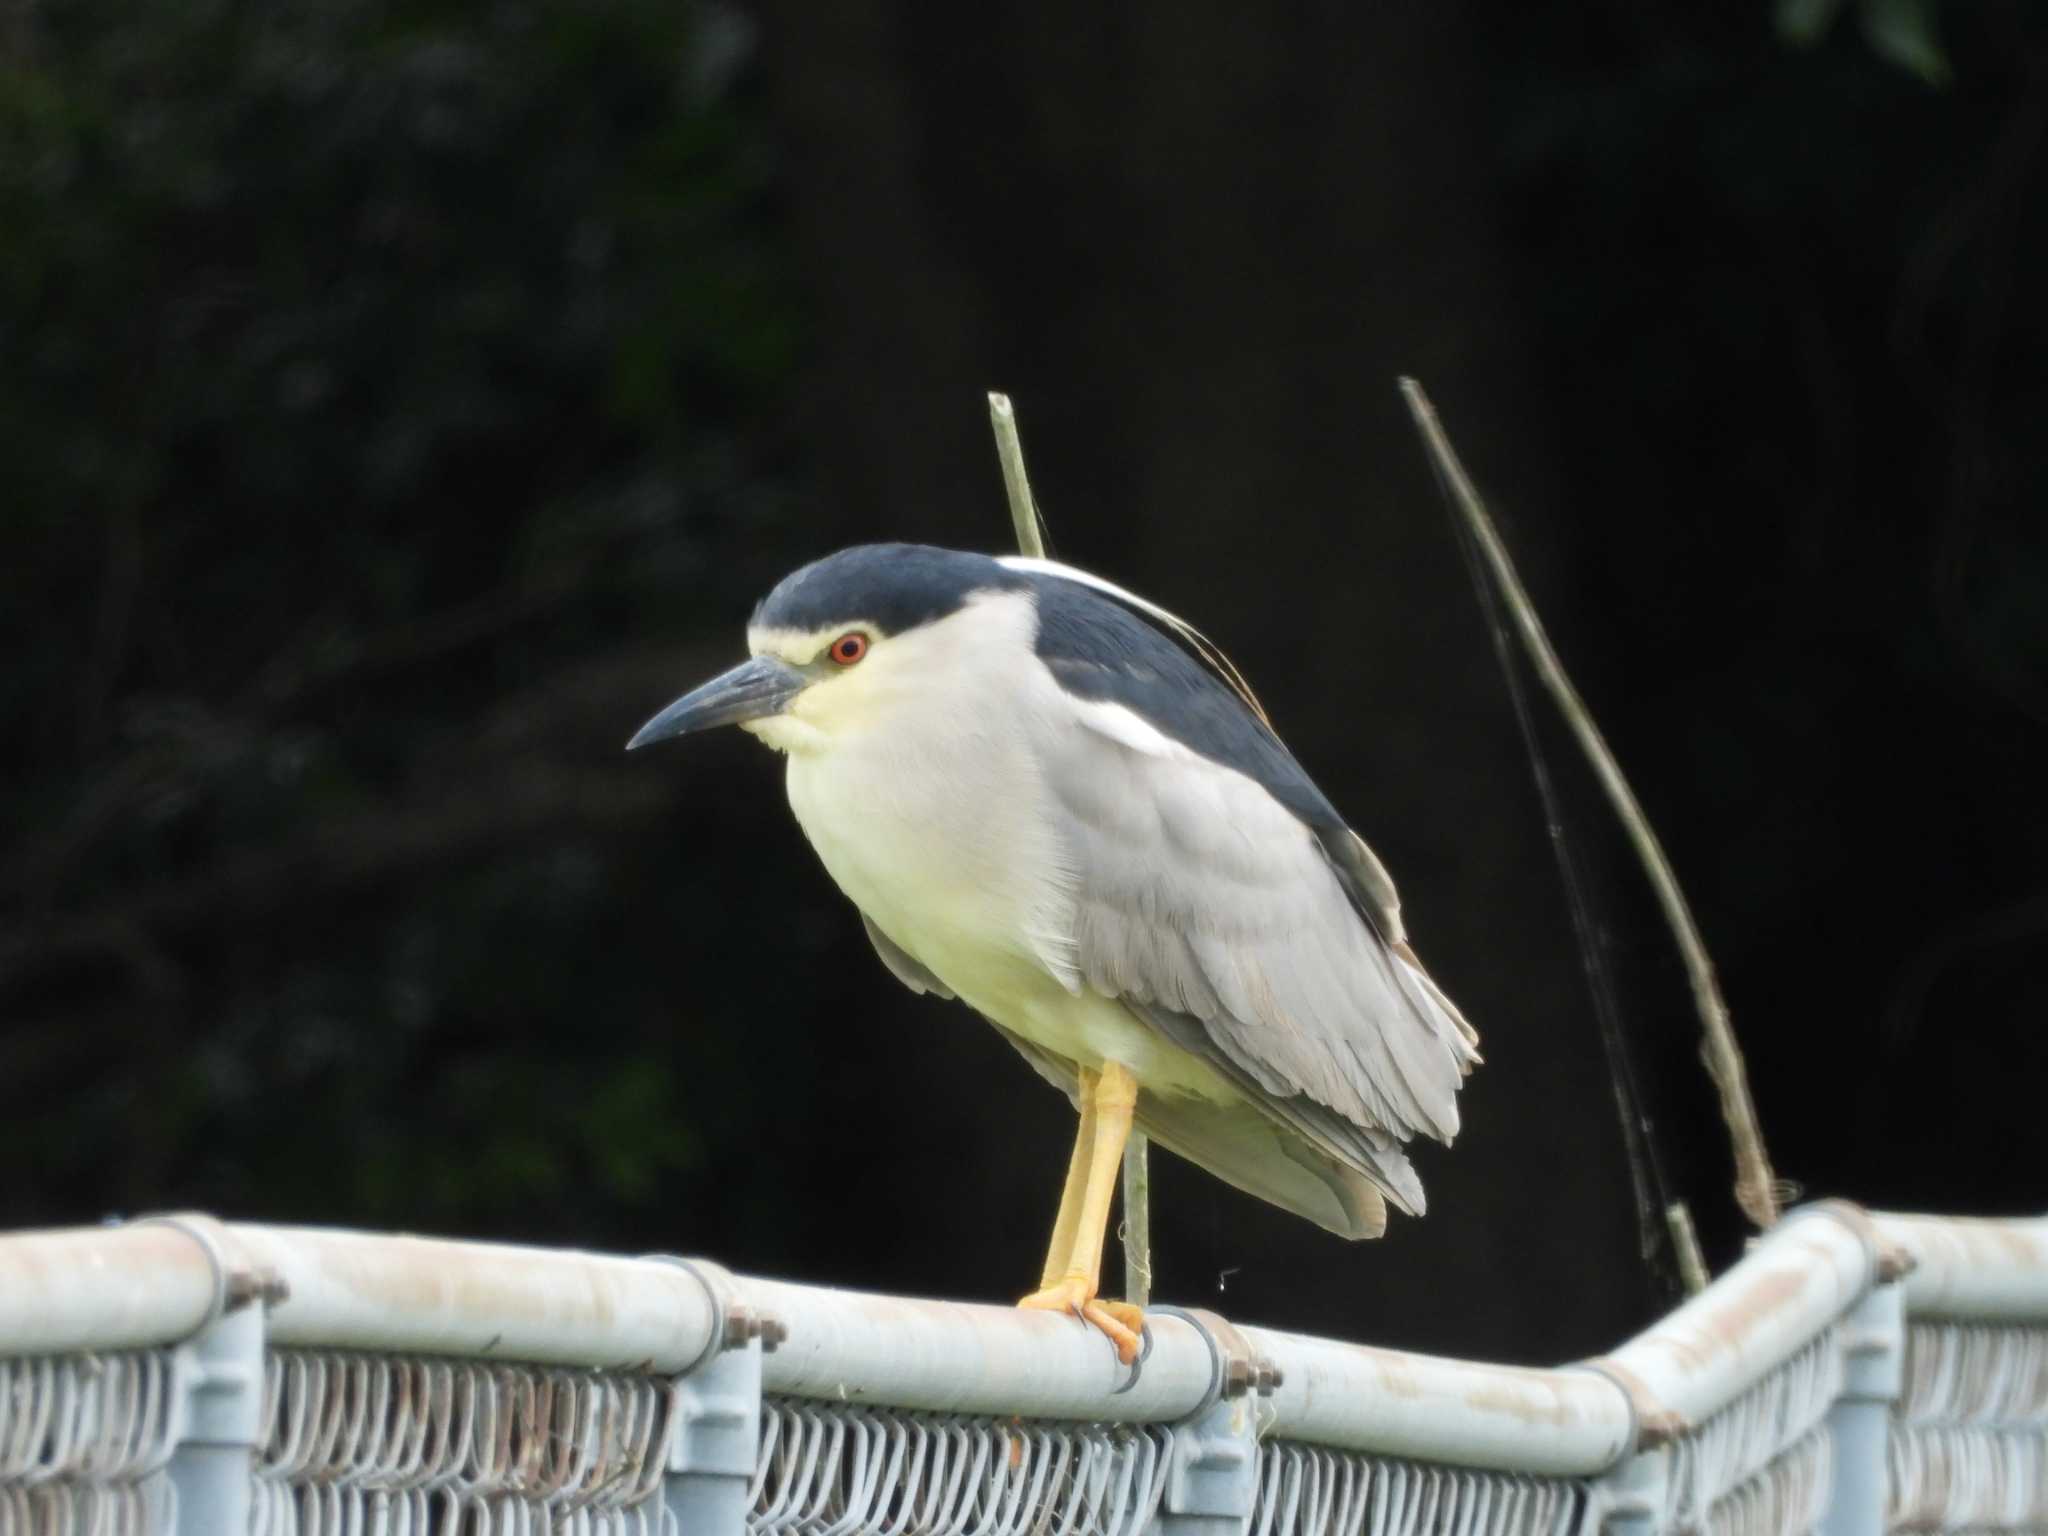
(253, 1351, 676, 1535)
(1661, 1328, 1842, 1536)
(0, 1207, 2042, 1536)
(753, 1400, 1172, 1536)
(1886, 1322, 2048, 1534)
(1249, 1440, 1593, 1536)
(0, 1349, 180, 1535)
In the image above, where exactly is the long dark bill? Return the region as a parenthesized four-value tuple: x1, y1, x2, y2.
(625, 655, 807, 750)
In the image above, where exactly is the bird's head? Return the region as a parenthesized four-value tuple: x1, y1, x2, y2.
(627, 544, 1030, 758)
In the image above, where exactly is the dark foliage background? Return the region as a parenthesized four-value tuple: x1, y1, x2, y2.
(4, 0, 2043, 1363)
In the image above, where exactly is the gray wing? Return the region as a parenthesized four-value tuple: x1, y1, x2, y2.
(861, 913, 955, 999)
(861, 830, 1412, 1237)
(1039, 701, 1480, 1217)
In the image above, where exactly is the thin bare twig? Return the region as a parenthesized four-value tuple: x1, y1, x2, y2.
(987, 393, 1048, 559)
(1665, 1202, 1711, 1294)
(1399, 377, 1782, 1233)
(985, 388, 1152, 1304)
(1119, 1138, 1152, 1306)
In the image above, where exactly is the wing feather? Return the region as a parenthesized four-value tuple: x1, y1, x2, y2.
(1041, 698, 1477, 1215)
(860, 913, 956, 999)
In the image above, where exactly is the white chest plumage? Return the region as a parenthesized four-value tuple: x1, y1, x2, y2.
(786, 717, 1058, 999)
(789, 735, 1228, 1098)
(779, 595, 1074, 996)
(764, 592, 1233, 1100)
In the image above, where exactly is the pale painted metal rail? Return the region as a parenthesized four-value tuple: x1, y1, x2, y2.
(0, 1204, 2041, 1535)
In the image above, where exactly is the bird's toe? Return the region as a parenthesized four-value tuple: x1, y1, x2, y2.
(1080, 1299, 1144, 1365)
(1017, 1277, 1145, 1365)
(1093, 1299, 1145, 1335)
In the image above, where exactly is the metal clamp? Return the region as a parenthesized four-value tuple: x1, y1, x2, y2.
(1152, 1305, 1282, 1410)
(644, 1255, 788, 1377)
(1577, 1354, 1687, 1451)
(131, 1213, 290, 1333)
(1801, 1198, 1918, 1286)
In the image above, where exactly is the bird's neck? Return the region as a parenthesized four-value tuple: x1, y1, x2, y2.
(740, 714, 828, 755)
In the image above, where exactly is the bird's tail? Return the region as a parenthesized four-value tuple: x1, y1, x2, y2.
(1391, 939, 1482, 1072)
(1134, 1090, 1399, 1241)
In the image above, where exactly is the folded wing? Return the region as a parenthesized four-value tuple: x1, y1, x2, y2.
(1047, 704, 1473, 1211)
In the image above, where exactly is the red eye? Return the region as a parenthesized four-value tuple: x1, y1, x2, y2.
(829, 632, 868, 666)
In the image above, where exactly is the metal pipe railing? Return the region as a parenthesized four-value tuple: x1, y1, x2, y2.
(0, 1215, 723, 1371)
(1241, 1326, 1633, 1475)
(1, 1202, 2042, 1477)
(1874, 1211, 2048, 1320)
(746, 1275, 1216, 1423)
(232, 1222, 722, 1371)
(0, 1221, 221, 1354)
(1591, 1202, 1875, 1437)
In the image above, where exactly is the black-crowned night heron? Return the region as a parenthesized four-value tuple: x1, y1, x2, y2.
(629, 544, 1480, 1362)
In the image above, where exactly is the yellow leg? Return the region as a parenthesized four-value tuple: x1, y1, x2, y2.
(1017, 1063, 1146, 1363)
(1065, 1062, 1135, 1287)
(1040, 1072, 1098, 1288)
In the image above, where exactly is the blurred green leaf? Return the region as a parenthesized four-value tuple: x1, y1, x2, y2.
(1774, 0, 1850, 46)
(1776, 0, 1950, 86)
(1860, 0, 1950, 86)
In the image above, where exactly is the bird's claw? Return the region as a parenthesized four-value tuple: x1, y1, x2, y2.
(1109, 1318, 1154, 1395)
(1017, 1278, 1146, 1367)
(1081, 1298, 1145, 1367)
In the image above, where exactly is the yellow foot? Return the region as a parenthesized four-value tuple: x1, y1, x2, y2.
(1017, 1275, 1146, 1364)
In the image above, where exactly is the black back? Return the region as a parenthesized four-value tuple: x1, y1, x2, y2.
(1020, 569, 1349, 842)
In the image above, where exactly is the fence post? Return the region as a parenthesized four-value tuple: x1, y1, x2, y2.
(168, 1303, 268, 1533)
(1154, 1307, 1280, 1536)
(664, 1336, 765, 1535)
(138, 1216, 280, 1536)
(649, 1256, 781, 1536)
(1818, 1280, 1906, 1536)
(1594, 1446, 1670, 1536)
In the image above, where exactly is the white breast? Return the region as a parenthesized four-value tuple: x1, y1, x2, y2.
(778, 591, 1241, 1102)
(782, 592, 1078, 1004)
(788, 737, 1049, 996)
